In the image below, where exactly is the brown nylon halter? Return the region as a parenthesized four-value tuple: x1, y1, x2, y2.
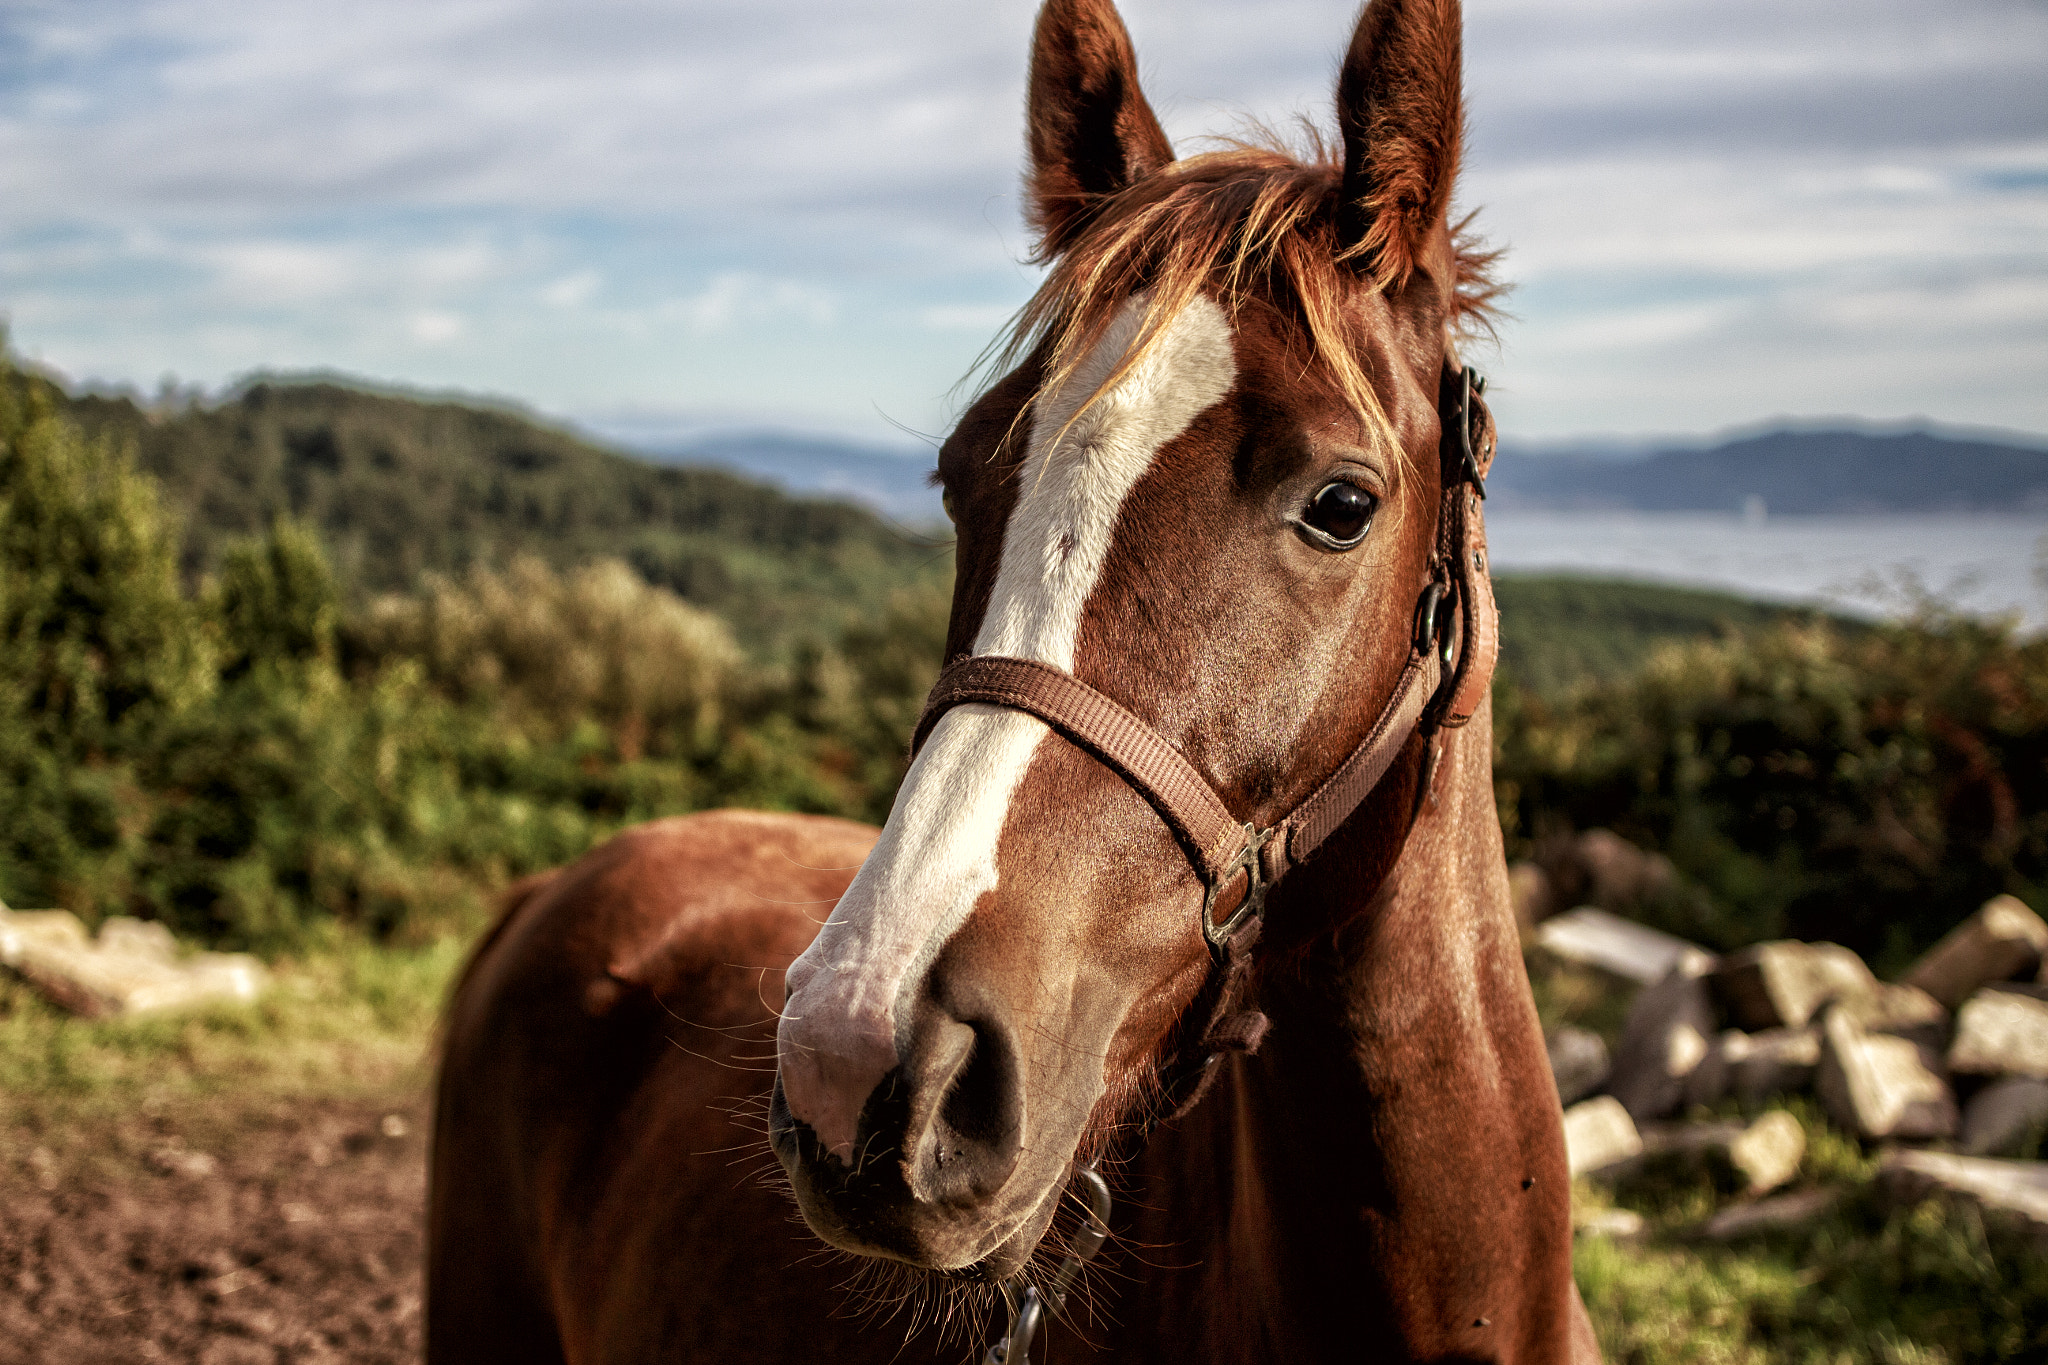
(913, 359, 1499, 972)
(951, 360, 1500, 1365)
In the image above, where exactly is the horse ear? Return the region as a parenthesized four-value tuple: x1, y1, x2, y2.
(1334, 0, 1464, 287)
(1026, 0, 1175, 258)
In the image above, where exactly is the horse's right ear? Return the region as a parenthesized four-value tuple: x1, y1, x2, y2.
(1026, 0, 1175, 259)
(1335, 0, 1465, 289)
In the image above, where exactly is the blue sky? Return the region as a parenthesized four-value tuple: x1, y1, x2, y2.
(2, 0, 2043, 449)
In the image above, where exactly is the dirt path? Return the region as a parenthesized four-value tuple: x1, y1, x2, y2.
(0, 1092, 429, 1365)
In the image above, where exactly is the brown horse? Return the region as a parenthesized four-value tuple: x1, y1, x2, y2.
(428, 1, 1598, 1360)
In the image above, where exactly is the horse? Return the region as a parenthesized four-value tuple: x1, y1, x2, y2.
(427, 0, 1599, 1360)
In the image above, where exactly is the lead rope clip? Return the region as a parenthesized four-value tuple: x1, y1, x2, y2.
(983, 1164, 1112, 1365)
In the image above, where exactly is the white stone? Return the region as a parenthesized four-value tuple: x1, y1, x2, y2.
(1878, 1150, 2048, 1250)
(1574, 1206, 1646, 1238)
(1948, 988, 2048, 1080)
(1683, 1030, 1751, 1109)
(1711, 940, 1877, 1031)
(1817, 1005, 1956, 1141)
(0, 906, 266, 1017)
(1904, 895, 2048, 1010)
(1961, 1077, 2048, 1157)
(1728, 1110, 1807, 1195)
(1609, 958, 1716, 1122)
(1547, 1026, 1610, 1108)
(1564, 1096, 1644, 1176)
(1731, 1027, 1823, 1104)
(1636, 1112, 1805, 1195)
(1533, 907, 1713, 988)
(1699, 1187, 1841, 1240)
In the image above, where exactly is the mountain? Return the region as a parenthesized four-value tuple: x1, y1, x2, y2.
(630, 430, 944, 526)
(1489, 427, 2048, 515)
(38, 375, 947, 653)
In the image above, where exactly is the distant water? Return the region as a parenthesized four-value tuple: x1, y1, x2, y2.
(1485, 511, 2048, 629)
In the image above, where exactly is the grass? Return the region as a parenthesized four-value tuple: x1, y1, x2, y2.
(1570, 1101, 2048, 1364)
(0, 931, 467, 1144)
(6, 934, 2048, 1362)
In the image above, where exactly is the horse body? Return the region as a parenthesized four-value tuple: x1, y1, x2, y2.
(431, 1, 1599, 1359)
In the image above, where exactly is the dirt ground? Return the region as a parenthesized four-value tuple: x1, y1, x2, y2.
(0, 1092, 430, 1365)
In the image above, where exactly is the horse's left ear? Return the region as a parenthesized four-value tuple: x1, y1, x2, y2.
(1026, 0, 1176, 258)
(1335, 0, 1464, 287)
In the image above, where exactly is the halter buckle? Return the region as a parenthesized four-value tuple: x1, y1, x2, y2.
(1445, 366, 1489, 498)
(1201, 823, 1273, 964)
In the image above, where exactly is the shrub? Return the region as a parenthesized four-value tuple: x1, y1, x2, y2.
(1497, 615, 2048, 970)
(350, 555, 739, 761)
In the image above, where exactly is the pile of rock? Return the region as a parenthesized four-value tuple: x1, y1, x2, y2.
(1527, 878, 2048, 1245)
(0, 903, 265, 1016)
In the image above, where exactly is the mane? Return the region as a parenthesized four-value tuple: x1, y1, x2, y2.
(984, 127, 1504, 461)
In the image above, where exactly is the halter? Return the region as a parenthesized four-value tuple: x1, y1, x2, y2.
(914, 361, 1501, 1365)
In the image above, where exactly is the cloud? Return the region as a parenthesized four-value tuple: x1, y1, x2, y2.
(0, 0, 2041, 439)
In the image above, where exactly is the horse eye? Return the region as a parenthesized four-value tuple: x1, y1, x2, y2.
(1299, 481, 1377, 549)
(941, 490, 958, 524)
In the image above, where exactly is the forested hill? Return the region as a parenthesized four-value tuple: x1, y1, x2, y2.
(1490, 427, 2048, 514)
(42, 375, 947, 651)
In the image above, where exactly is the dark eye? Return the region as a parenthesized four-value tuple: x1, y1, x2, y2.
(1297, 481, 1377, 549)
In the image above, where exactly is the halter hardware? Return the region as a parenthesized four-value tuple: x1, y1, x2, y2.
(1201, 823, 1274, 965)
(982, 1164, 1113, 1365)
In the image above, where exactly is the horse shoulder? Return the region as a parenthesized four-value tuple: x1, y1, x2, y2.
(430, 809, 879, 1365)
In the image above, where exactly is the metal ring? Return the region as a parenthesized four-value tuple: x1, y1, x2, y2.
(1201, 824, 1272, 964)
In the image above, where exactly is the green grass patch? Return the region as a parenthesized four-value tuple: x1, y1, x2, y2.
(0, 931, 466, 1120)
(1573, 1101, 2048, 1364)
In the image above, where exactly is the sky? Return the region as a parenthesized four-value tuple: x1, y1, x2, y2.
(2, 0, 2044, 450)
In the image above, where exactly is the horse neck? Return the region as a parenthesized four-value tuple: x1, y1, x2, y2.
(1127, 702, 1578, 1360)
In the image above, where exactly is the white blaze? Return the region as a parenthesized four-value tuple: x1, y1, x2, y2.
(777, 295, 1236, 1160)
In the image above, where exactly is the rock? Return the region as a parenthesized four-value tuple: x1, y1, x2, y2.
(1728, 1111, 1807, 1195)
(1877, 1150, 2048, 1250)
(1730, 1027, 1822, 1104)
(0, 906, 266, 1017)
(1710, 940, 1878, 1031)
(1577, 829, 1677, 911)
(1547, 1027, 1611, 1107)
(1903, 894, 2048, 1010)
(1836, 982, 1949, 1052)
(1948, 988, 2048, 1080)
(1609, 958, 1716, 1122)
(1635, 1111, 1805, 1195)
(1961, 1077, 2048, 1157)
(1564, 1096, 1644, 1176)
(1574, 1207, 1646, 1239)
(1683, 1029, 1750, 1109)
(1532, 906, 1715, 989)
(1686, 1027, 1830, 1110)
(1817, 1004, 1957, 1140)
(1698, 1186, 1842, 1240)
(1508, 861, 1556, 932)
(1684, 1027, 1825, 1109)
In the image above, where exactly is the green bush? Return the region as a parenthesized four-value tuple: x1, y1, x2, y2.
(0, 350, 955, 948)
(1497, 616, 2048, 970)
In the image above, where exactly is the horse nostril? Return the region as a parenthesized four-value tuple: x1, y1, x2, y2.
(912, 1016, 1022, 1204)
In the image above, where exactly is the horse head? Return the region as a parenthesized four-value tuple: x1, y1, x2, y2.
(771, 0, 1498, 1279)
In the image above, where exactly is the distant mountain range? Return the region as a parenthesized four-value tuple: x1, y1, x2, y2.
(635, 431, 946, 526)
(1489, 427, 2048, 515)
(622, 424, 2048, 521)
